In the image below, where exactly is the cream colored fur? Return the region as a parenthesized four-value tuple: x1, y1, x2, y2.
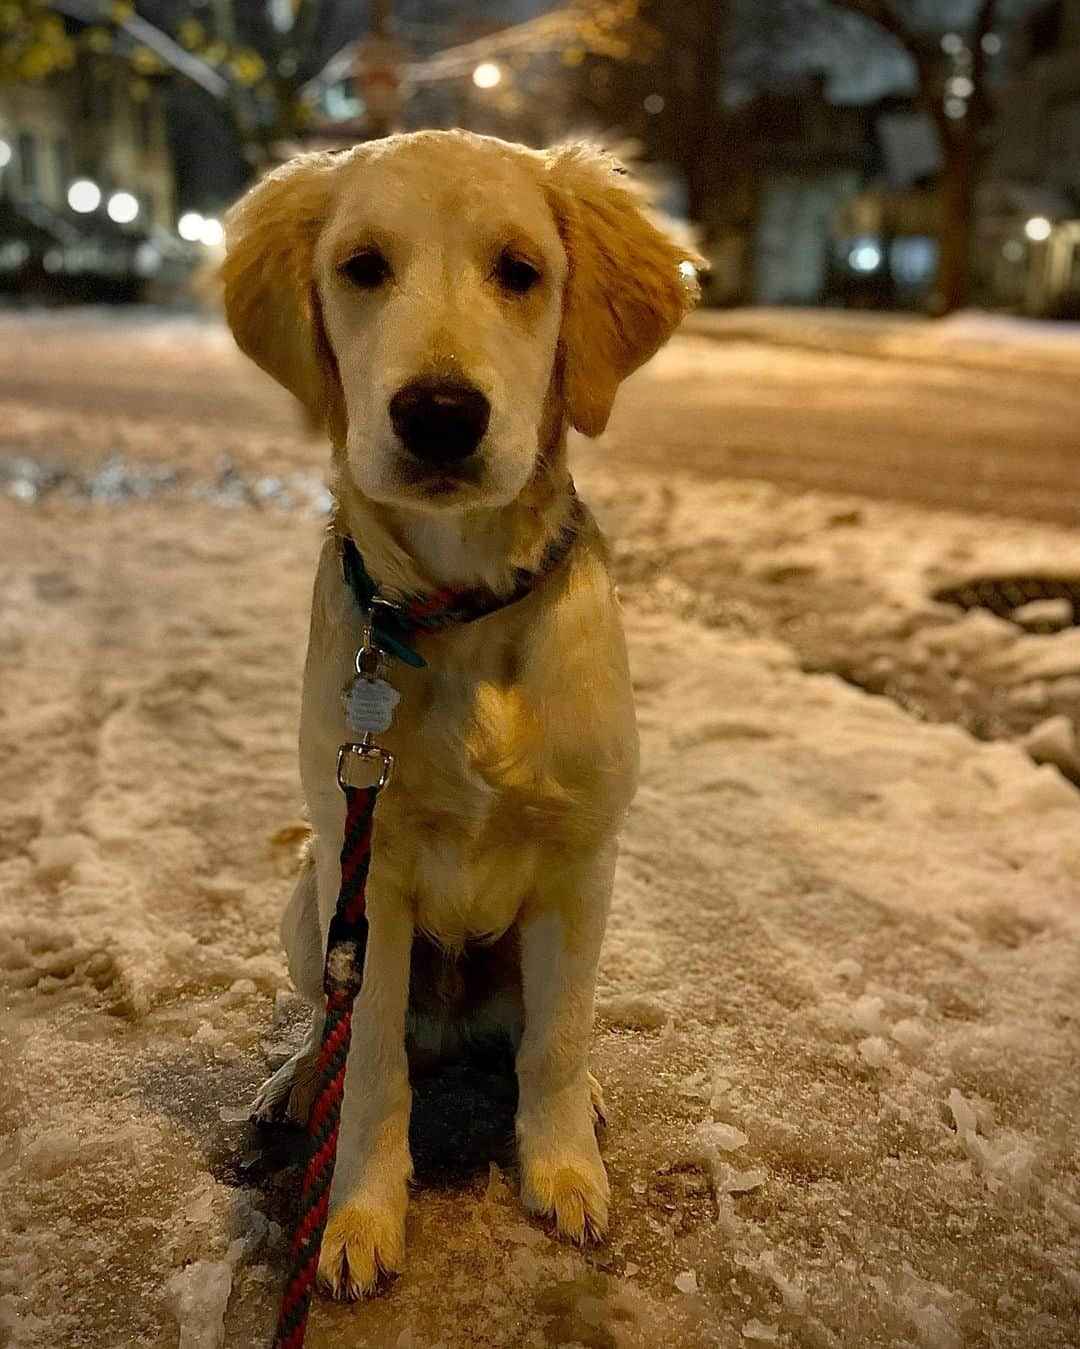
(223, 129, 699, 1299)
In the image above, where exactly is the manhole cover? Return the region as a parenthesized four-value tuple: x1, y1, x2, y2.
(932, 575, 1080, 624)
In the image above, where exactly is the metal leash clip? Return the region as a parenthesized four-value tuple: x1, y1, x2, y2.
(338, 599, 402, 793)
(336, 740, 394, 792)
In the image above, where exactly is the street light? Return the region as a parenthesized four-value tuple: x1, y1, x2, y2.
(107, 191, 139, 225)
(1024, 216, 1052, 243)
(178, 211, 204, 242)
(67, 179, 102, 213)
(199, 217, 224, 247)
(0, 138, 11, 169)
(472, 62, 502, 90)
(849, 239, 883, 274)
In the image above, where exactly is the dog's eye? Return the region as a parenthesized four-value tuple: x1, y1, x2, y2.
(341, 249, 391, 289)
(495, 251, 541, 295)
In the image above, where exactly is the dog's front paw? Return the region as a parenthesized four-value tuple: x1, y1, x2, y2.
(519, 1130, 610, 1245)
(317, 1188, 407, 1300)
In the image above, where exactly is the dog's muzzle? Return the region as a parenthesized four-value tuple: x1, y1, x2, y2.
(389, 377, 491, 466)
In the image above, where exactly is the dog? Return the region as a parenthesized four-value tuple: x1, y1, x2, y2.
(222, 129, 699, 1299)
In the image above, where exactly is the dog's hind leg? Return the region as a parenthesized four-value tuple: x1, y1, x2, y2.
(250, 851, 326, 1128)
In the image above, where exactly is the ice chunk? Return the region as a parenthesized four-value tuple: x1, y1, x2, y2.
(1011, 598, 1073, 632)
(858, 1036, 891, 1068)
(754, 1251, 807, 1315)
(833, 958, 863, 983)
(678, 1069, 711, 1100)
(947, 1088, 978, 1137)
(697, 1121, 748, 1151)
(710, 1074, 733, 1111)
(948, 1089, 1038, 1194)
(674, 1270, 698, 1294)
(853, 994, 887, 1035)
(742, 1320, 779, 1342)
(1020, 715, 1078, 776)
(595, 992, 669, 1029)
(891, 1019, 932, 1054)
(722, 1167, 767, 1195)
(165, 1258, 234, 1349)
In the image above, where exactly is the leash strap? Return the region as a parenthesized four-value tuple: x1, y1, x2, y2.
(271, 783, 378, 1349)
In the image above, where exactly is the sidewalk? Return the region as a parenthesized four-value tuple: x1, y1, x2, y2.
(684, 306, 1080, 375)
(2, 473, 1078, 1348)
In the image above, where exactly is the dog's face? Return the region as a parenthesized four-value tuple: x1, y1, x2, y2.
(314, 137, 568, 510)
(223, 131, 699, 514)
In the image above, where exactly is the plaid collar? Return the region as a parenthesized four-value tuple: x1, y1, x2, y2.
(340, 490, 582, 668)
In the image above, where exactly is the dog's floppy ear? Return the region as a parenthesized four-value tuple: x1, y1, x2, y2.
(221, 151, 346, 440)
(544, 145, 702, 438)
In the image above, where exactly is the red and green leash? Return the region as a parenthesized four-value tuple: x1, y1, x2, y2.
(272, 781, 379, 1349)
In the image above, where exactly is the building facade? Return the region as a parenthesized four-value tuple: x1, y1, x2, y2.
(981, 0, 1080, 316)
(0, 57, 175, 300)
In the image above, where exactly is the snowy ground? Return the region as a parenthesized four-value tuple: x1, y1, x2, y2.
(1, 314, 1079, 1349)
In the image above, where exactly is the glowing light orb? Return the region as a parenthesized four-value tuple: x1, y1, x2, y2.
(67, 179, 102, 213)
(472, 62, 502, 90)
(107, 191, 139, 224)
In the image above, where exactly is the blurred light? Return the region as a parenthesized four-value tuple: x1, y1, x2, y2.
(0, 240, 30, 271)
(134, 241, 162, 276)
(678, 260, 698, 281)
(1002, 239, 1025, 262)
(0, 138, 11, 169)
(178, 210, 204, 242)
(981, 33, 1002, 56)
(643, 93, 665, 114)
(472, 62, 502, 89)
(107, 191, 139, 224)
(891, 236, 937, 285)
(198, 216, 224, 247)
(945, 98, 967, 120)
(1024, 216, 1052, 242)
(941, 32, 965, 55)
(946, 75, 974, 99)
(43, 248, 63, 274)
(849, 239, 883, 274)
(67, 178, 101, 213)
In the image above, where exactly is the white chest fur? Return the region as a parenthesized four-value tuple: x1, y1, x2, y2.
(299, 531, 637, 952)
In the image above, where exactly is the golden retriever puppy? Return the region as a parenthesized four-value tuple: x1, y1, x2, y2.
(222, 130, 698, 1299)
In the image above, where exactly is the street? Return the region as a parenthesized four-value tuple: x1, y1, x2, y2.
(1, 312, 1079, 1349)
(2, 312, 1080, 523)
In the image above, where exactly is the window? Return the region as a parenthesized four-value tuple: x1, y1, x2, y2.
(17, 132, 37, 194)
(134, 97, 154, 151)
(54, 138, 72, 197)
(1029, 1, 1063, 58)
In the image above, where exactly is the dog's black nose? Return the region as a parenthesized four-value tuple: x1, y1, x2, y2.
(389, 378, 491, 463)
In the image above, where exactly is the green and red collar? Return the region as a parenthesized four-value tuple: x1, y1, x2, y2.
(339, 490, 583, 668)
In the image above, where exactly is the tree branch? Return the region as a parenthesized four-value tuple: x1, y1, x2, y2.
(51, 0, 232, 99)
(826, 0, 946, 138)
(967, 0, 999, 128)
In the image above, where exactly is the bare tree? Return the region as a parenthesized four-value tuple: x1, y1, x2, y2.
(824, 0, 1001, 312)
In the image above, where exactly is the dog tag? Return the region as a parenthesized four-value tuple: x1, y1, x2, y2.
(344, 676, 400, 735)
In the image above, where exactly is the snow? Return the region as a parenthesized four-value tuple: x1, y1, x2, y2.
(1021, 714, 1080, 777)
(685, 307, 1080, 376)
(1, 317, 1078, 1347)
(1011, 598, 1074, 633)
